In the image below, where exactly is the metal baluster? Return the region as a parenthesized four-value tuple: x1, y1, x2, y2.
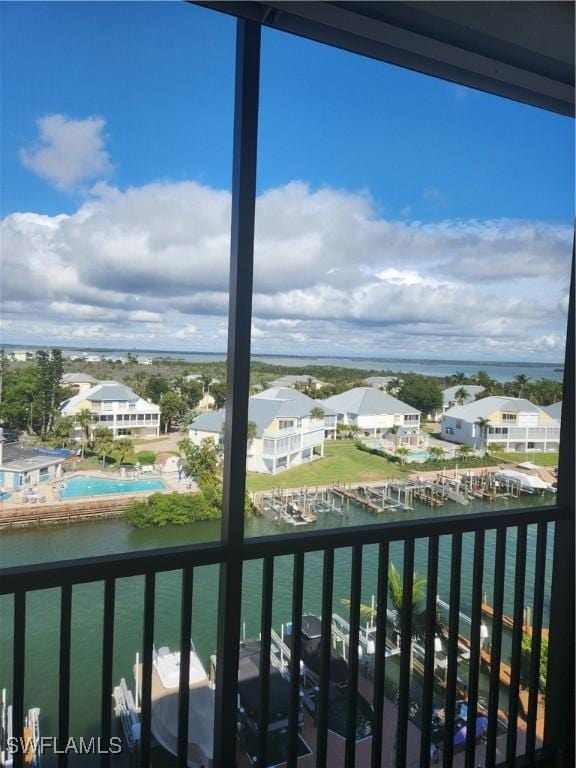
(443, 533, 462, 768)
(58, 584, 72, 768)
(485, 528, 506, 767)
(396, 538, 415, 768)
(140, 573, 155, 768)
(100, 578, 116, 768)
(287, 553, 304, 767)
(177, 567, 194, 768)
(315, 548, 334, 768)
(525, 523, 547, 758)
(420, 536, 439, 768)
(371, 541, 389, 768)
(506, 525, 527, 763)
(12, 591, 26, 768)
(257, 557, 274, 768)
(464, 531, 485, 767)
(345, 545, 363, 768)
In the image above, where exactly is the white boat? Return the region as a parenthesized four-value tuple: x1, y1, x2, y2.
(494, 469, 553, 493)
(148, 647, 214, 768)
(115, 647, 214, 768)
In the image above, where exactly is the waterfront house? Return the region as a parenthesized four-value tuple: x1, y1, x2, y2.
(189, 387, 329, 473)
(269, 374, 327, 390)
(322, 387, 422, 443)
(60, 381, 160, 440)
(441, 396, 560, 452)
(61, 372, 99, 394)
(0, 429, 65, 491)
(431, 384, 485, 420)
(363, 376, 398, 390)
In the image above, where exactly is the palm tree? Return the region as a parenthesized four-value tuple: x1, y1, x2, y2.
(310, 406, 325, 421)
(200, 372, 212, 398)
(395, 446, 410, 464)
(92, 427, 114, 467)
(114, 437, 134, 465)
(512, 374, 530, 398)
(454, 386, 469, 405)
(474, 417, 491, 451)
(452, 372, 467, 385)
(427, 446, 445, 463)
(76, 409, 95, 459)
(456, 443, 474, 461)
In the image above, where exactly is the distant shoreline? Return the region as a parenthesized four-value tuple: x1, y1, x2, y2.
(1, 343, 563, 369)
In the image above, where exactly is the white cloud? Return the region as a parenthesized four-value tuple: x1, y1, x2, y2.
(19, 115, 113, 192)
(1, 180, 571, 361)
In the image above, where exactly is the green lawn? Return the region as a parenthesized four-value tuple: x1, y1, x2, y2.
(497, 451, 559, 467)
(246, 441, 407, 492)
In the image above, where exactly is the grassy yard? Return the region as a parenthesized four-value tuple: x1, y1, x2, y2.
(246, 441, 407, 492)
(497, 451, 559, 467)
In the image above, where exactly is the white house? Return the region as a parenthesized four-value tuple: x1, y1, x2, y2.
(61, 381, 160, 440)
(322, 387, 422, 443)
(188, 387, 329, 474)
(431, 385, 485, 420)
(441, 396, 560, 452)
(61, 372, 99, 394)
(270, 375, 327, 390)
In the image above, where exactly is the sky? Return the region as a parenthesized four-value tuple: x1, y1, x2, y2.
(1, 2, 574, 362)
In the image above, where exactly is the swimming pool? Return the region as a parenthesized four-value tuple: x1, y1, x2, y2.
(59, 476, 167, 499)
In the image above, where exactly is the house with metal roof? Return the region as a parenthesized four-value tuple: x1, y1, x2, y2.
(60, 381, 160, 440)
(441, 396, 560, 452)
(189, 388, 328, 474)
(322, 387, 422, 442)
(543, 401, 562, 421)
(269, 374, 327, 391)
(431, 384, 486, 420)
(61, 372, 99, 394)
(363, 376, 398, 390)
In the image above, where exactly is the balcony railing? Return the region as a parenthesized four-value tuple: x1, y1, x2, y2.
(1, 11, 572, 768)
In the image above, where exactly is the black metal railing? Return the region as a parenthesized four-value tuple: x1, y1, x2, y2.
(0, 503, 568, 768)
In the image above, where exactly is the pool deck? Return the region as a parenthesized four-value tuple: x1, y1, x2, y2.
(0, 470, 197, 527)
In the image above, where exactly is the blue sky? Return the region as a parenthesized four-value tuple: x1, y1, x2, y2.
(1, 2, 573, 360)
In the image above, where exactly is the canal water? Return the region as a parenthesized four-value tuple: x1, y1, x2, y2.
(0, 493, 553, 766)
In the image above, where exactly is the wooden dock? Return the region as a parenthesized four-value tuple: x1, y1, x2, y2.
(0, 496, 132, 527)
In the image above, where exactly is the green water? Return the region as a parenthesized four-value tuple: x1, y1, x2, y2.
(0, 493, 554, 766)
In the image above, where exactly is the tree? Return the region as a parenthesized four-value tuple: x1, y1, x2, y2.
(210, 382, 227, 409)
(92, 427, 114, 466)
(456, 443, 474, 460)
(395, 446, 410, 464)
(247, 420, 257, 442)
(35, 349, 65, 438)
(451, 371, 468, 385)
(199, 372, 213, 397)
(114, 437, 135, 465)
(474, 417, 491, 451)
(48, 415, 76, 448)
(511, 373, 530, 398)
(179, 437, 221, 484)
(145, 375, 170, 404)
(160, 391, 187, 433)
(76, 409, 95, 459)
(310, 406, 325, 420)
(474, 370, 497, 394)
(398, 376, 442, 418)
(454, 386, 469, 405)
(427, 446, 445, 463)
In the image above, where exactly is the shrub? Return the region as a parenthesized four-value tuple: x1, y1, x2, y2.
(126, 492, 216, 528)
(135, 450, 156, 465)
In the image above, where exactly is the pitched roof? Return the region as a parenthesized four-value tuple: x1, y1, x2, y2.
(270, 375, 324, 385)
(61, 380, 148, 411)
(543, 401, 562, 420)
(62, 372, 98, 384)
(323, 387, 419, 415)
(364, 376, 396, 385)
(191, 388, 331, 437)
(443, 396, 544, 420)
(254, 387, 334, 412)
